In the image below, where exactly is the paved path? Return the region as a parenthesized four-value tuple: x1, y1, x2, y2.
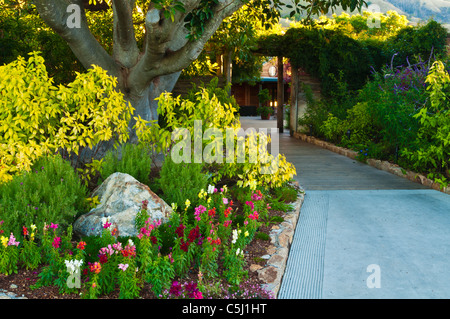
(240, 117, 450, 299)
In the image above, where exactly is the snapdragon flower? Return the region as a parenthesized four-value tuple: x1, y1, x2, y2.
(8, 233, 20, 247)
(232, 229, 238, 244)
(118, 263, 129, 272)
(65, 259, 83, 275)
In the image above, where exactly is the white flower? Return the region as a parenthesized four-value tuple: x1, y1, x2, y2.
(236, 248, 241, 256)
(207, 184, 215, 194)
(128, 238, 134, 247)
(232, 229, 238, 244)
(65, 259, 83, 275)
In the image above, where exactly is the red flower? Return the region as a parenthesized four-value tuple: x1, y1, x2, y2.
(150, 236, 158, 244)
(23, 226, 28, 236)
(180, 238, 189, 252)
(77, 241, 86, 250)
(90, 262, 102, 274)
(248, 211, 259, 220)
(121, 244, 136, 258)
(208, 208, 216, 217)
(188, 226, 200, 243)
(224, 207, 232, 218)
(98, 254, 108, 264)
(52, 237, 61, 249)
(175, 224, 185, 238)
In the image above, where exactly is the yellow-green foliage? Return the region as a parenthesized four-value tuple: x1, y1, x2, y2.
(135, 89, 296, 190)
(134, 88, 240, 155)
(0, 52, 132, 183)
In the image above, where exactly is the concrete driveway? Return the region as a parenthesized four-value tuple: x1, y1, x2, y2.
(239, 117, 450, 299)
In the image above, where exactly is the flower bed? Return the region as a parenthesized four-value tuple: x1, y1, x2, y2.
(0, 182, 300, 299)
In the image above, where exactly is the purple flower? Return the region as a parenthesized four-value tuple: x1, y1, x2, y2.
(169, 281, 182, 297)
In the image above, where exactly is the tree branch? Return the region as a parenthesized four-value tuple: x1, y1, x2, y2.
(33, 0, 119, 77)
(111, 0, 139, 68)
(128, 0, 243, 95)
(159, 0, 244, 75)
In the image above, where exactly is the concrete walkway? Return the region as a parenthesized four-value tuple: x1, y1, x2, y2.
(239, 117, 450, 299)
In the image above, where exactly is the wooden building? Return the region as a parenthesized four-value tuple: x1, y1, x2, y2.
(231, 59, 290, 116)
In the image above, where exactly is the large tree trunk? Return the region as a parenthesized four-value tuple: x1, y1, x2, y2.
(33, 0, 244, 165)
(126, 72, 182, 143)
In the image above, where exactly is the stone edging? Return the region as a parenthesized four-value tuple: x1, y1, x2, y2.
(253, 182, 306, 298)
(293, 132, 450, 195)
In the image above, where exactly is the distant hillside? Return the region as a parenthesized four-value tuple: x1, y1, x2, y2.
(369, 0, 450, 23)
(280, 0, 450, 25)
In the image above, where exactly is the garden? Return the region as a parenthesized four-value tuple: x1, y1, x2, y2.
(257, 11, 450, 189)
(2, 0, 449, 301)
(0, 53, 297, 299)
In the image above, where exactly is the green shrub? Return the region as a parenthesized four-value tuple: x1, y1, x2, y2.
(402, 60, 450, 187)
(270, 184, 298, 203)
(0, 52, 132, 183)
(0, 154, 89, 237)
(100, 143, 152, 185)
(159, 155, 209, 210)
(255, 231, 270, 241)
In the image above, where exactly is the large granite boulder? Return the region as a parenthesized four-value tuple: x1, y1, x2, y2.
(73, 172, 172, 238)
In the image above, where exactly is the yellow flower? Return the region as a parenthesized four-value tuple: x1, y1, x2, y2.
(207, 197, 211, 204)
(185, 199, 191, 209)
(1, 236, 8, 248)
(30, 224, 37, 232)
(198, 189, 206, 199)
(244, 231, 249, 237)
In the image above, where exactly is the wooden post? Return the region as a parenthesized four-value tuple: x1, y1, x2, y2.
(277, 56, 284, 133)
(290, 65, 299, 136)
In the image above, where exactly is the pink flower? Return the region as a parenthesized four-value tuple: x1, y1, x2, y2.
(50, 223, 59, 230)
(248, 211, 259, 220)
(223, 198, 229, 205)
(118, 263, 129, 272)
(245, 201, 254, 210)
(194, 291, 203, 299)
(7, 233, 20, 247)
(251, 190, 263, 201)
(52, 237, 61, 249)
(194, 205, 207, 221)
